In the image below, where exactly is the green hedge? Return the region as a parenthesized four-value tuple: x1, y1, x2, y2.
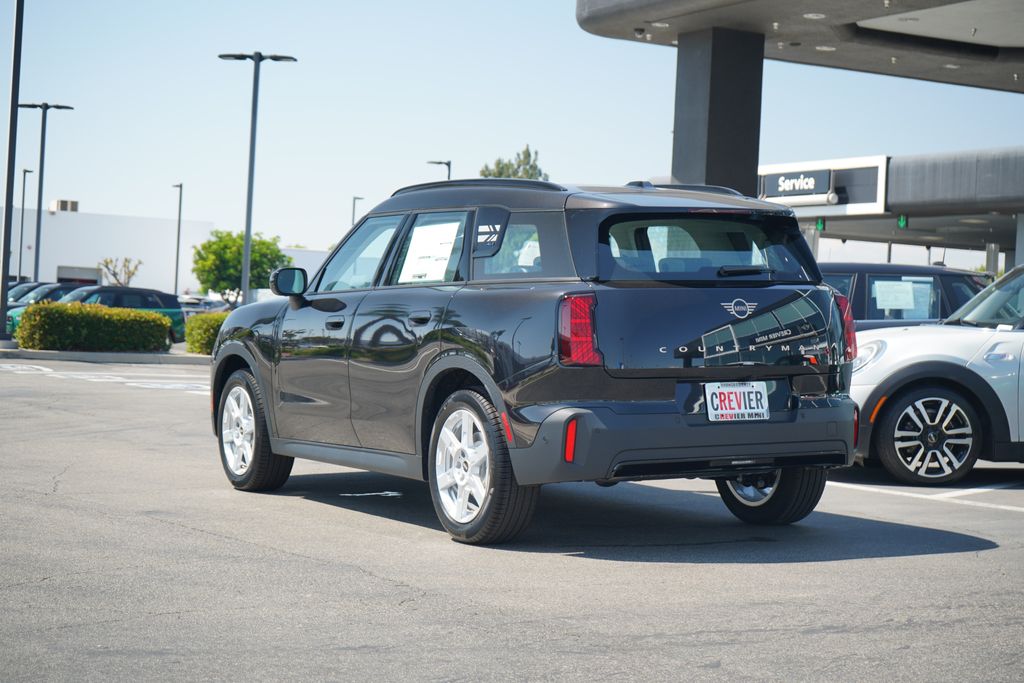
(15, 302, 171, 352)
(185, 312, 229, 355)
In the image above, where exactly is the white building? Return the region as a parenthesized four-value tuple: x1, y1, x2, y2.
(5, 204, 213, 293)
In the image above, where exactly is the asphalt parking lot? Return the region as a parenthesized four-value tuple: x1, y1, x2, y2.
(2, 360, 1022, 681)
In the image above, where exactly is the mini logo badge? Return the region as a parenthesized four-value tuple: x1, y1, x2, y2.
(722, 299, 757, 319)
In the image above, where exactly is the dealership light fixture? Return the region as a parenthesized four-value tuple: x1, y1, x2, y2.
(427, 160, 452, 180)
(19, 102, 73, 281)
(802, 13, 826, 20)
(218, 51, 297, 304)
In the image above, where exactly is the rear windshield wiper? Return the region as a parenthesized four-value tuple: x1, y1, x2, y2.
(717, 265, 776, 277)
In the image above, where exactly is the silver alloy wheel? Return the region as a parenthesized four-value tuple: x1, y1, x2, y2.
(724, 470, 780, 507)
(221, 385, 256, 476)
(435, 408, 491, 524)
(893, 397, 974, 478)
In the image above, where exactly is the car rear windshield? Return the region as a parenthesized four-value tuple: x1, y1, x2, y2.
(597, 214, 815, 283)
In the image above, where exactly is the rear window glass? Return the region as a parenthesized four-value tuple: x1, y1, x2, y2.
(473, 212, 574, 280)
(598, 215, 814, 283)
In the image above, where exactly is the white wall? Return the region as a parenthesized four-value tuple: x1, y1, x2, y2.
(5, 208, 213, 293)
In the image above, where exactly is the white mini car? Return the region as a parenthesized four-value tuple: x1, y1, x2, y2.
(851, 267, 1024, 485)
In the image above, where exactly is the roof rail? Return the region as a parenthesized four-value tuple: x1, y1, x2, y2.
(391, 178, 568, 196)
(655, 183, 745, 197)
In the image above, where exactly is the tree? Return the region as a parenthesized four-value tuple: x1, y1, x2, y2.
(192, 230, 292, 306)
(480, 144, 549, 180)
(99, 257, 142, 286)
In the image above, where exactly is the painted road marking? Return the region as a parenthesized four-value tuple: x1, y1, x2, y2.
(929, 481, 1023, 498)
(0, 362, 208, 397)
(828, 481, 1024, 513)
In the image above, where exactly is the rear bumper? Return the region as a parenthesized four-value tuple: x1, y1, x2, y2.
(508, 398, 856, 485)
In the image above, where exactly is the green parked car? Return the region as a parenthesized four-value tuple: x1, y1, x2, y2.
(6, 285, 186, 342)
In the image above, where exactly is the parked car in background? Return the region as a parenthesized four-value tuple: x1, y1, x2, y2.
(6, 281, 47, 304)
(6, 282, 82, 310)
(852, 266, 1024, 485)
(6, 285, 185, 342)
(178, 295, 230, 319)
(819, 262, 987, 331)
(209, 178, 857, 544)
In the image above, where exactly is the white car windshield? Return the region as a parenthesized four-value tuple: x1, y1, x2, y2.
(947, 269, 1024, 328)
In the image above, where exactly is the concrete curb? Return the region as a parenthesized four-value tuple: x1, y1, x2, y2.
(0, 348, 210, 365)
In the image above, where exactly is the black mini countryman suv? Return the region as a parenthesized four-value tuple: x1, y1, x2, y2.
(210, 179, 857, 544)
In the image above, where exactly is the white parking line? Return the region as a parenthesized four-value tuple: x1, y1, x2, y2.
(929, 481, 1023, 498)
(828, 481, 1024, 513)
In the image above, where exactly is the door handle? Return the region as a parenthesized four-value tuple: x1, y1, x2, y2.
(325, 315, 346, 330)
(407, 310, 432, 326)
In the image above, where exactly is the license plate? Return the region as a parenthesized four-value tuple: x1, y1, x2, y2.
(704, 381, 770, 422)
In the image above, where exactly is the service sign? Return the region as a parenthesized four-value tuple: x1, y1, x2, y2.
(761, 169, 831, 197)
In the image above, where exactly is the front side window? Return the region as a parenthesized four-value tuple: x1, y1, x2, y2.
(598, 215, 814, 283)
(474, 212, 574, 281)
(85, 291, 117, 306)
(390, 212, 468, 285)
(316, 215, 404, 293)
(866, 275, 940, 321)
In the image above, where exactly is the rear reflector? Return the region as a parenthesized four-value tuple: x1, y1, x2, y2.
(564, 417, 578, 463)
(853, 406, 860, 449)
(500, 412, 514, 444)
(835, 293, 857, 362)
(558, 293, 602, 366)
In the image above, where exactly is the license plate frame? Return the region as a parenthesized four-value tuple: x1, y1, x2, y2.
(704, 381, 770, 422)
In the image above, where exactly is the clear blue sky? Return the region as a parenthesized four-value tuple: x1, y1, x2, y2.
(2, 0, 1023, 256)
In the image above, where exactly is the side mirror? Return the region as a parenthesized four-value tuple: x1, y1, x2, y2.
(270, 267, 307, 297)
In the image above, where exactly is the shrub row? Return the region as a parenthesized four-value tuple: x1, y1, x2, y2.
(15, 302, 170, 352)
(185, 312, 229, 355)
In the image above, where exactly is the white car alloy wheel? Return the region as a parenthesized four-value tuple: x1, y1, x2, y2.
(892, 397, 974, 478)
(724, 470, 780, 507)
(221, 385, 256, 476)
(434, 408, 491, 524)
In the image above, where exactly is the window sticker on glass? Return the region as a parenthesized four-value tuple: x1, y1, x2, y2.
(872, 280, 916, 310)
(396, 221, 460, 283)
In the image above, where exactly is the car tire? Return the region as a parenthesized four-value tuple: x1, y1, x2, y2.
(716, 467, 827, 525)
(218, 369, 293, 492)
(427, 389, 539, 544)
(875, 386, 981, 485)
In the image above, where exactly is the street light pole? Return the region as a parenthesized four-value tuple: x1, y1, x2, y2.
(17, 168, 31, 281)
(427, 160, 452, 180)
(0, 0, 25, 343)
(172, 183, 183, 294)
(218, 51, 296, 305)
(351, 196, 363, 227)
(19, 102, 73, 281)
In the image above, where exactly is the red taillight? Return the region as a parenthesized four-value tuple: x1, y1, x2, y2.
(564, 417, 578, 463)
(558, 293, 602, 366)
(836, 294, 857, 362)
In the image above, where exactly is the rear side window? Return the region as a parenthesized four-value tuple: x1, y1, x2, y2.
(473, 212, 574, 281)
(598, 215, 814, 283)
(822, 273, 854, 297)
(389, 211, 468, 285)
(866, 274, 940, 321)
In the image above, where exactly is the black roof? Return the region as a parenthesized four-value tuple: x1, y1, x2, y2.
(819, 262, 981, 276)
(373, 178, 792, 215)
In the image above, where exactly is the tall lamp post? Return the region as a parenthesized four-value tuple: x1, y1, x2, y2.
(218, 51, 296, 305)
(172, 183, 183, 294)
(427, 160, 451, 180)
(351, 196, 363, 227)
(0, 0, 26, 344)
(19, 102, 73, 281)
(17, 168, 32, 281)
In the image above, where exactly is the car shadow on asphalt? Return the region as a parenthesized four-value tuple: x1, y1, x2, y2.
(282, 471, 997, 563)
